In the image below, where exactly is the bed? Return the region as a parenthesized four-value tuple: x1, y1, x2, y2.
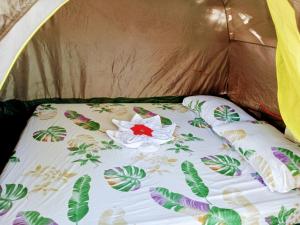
(0, 103, 299, 225)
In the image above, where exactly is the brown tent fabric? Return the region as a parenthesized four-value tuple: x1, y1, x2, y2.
(225, 0, 278, 115)
(0, 0, 299, 117)
(0, 0, 37, 40)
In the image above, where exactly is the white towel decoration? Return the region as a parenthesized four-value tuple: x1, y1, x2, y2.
(106, 114, 176, 151)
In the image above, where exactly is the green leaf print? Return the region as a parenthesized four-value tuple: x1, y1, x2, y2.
(167, 144, 193, 153)
(272, 147, 300, 176)
(9, 151, 20, 163)
(187, 100, 206, 116)
(104, 166, 146, 192)
(265, 206, 296, 225)
(150, 187, 210, 215)
(13, 211, 58, 225)
(201, 155, 242, 176)
(181, 133, 204, 142)
(72, 154, 101, 166)
(33, 126, 66, 142)
(152, 103, 175, 110)
(188, 117, 210, 128)
(64, 110, 100, 131)
(0, 184, 28, 216)
(133, 107, 172, 125)
(101, 140, 121, 150)
(238, 148, 255, 160)
(68, 175, 91, 223)
(181, 161, 209, 198)
(205, 206, 242, 225)
(214, 105, 240, 122)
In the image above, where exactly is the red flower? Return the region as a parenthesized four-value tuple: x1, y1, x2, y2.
(130, 124, 153, 137)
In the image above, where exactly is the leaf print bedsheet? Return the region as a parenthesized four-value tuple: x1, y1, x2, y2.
(0, 103, 300, 224)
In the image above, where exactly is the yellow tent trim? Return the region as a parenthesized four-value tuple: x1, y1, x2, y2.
(0, 0, 70, 90)
(266, 0, 300, 141)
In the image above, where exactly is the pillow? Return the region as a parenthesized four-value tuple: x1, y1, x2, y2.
(182, 95, 255, 127)
(213, 121, 300, 193)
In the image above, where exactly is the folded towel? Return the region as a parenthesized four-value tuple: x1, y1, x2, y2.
(106, 114, 176, 149)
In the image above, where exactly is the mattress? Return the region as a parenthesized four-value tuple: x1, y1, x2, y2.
(0, 103, 299, 225)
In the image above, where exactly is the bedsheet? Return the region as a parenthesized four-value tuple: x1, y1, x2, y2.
(0, 103, 299, 225)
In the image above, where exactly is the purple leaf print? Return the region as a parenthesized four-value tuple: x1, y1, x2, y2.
(272, 147, 290, 164)
(13, 211, 58, 225)
(272, 147, 300, 176)
(251, 172, 266, 186)
(150, 187, 210, 215)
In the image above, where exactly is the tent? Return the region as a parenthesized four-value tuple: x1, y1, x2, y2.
(1, 0, 300, 145)
(1, 0, 300, 168)
(0, 1, 300, 224)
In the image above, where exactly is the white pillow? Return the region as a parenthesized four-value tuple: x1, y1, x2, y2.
(213, 121, 300, 193)
(182, 95, 255, 127)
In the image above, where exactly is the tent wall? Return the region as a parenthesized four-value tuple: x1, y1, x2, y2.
(225, 0, 278, 115)
(0, 0, 228, 100)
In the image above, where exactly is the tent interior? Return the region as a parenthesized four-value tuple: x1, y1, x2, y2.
(1, 0, 298, 169)
(0, 0, 300, 224)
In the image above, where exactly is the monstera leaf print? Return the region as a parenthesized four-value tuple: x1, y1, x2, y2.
(181, 161, 209, 198)
(272, 147, 300, 176)
(265, 206, 296, 225)
(201, 155, 241, 176)
(65, 110, 100, 131)
(150, 187, 210, 216)
(104, 166, 146, 192)
(133, 107, 172, 125)
(0, 184, 28, 216)
(68, 175, 91, 223)
(33, 126, 66, 142)
(205, 206, 242, 225)
(13, 211, 58, 225)
(188, 117, 210, 128)
(214, 105, 240, 122)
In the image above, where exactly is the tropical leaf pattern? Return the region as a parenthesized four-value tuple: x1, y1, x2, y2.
(68, 175, 91, 223)
(98, 208, 128, 225)
(188, 117, 210, 128)
(201, 155, 242, 176)
(222, 129, 246, 142)
(149, 187, 209, 216)
(104, 166, 146, 192)
(0, 184, 28, 216)
(9, 151, 20, 163)
(238, 148, 255, 160)
(167, 143, 193, 153)
(251, 172, 266, 186)
(187, 100, 206, 116)
(181, 161, 209, 198)
(101, 140, 121, 150)
(205, 206, 242, 225)
(272, 147, 300, 176)
(265, 206, 296, 225)
(33, 104, 57, 120)
(133, 107, 172, 125)
(65, 110, 100, 131)
(214, 105, 240, 122)
(13, 211, 58, 225)
(223, 188, 260, 225)
(33, 126, 66, 142)
(253, 155, 276, 189)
